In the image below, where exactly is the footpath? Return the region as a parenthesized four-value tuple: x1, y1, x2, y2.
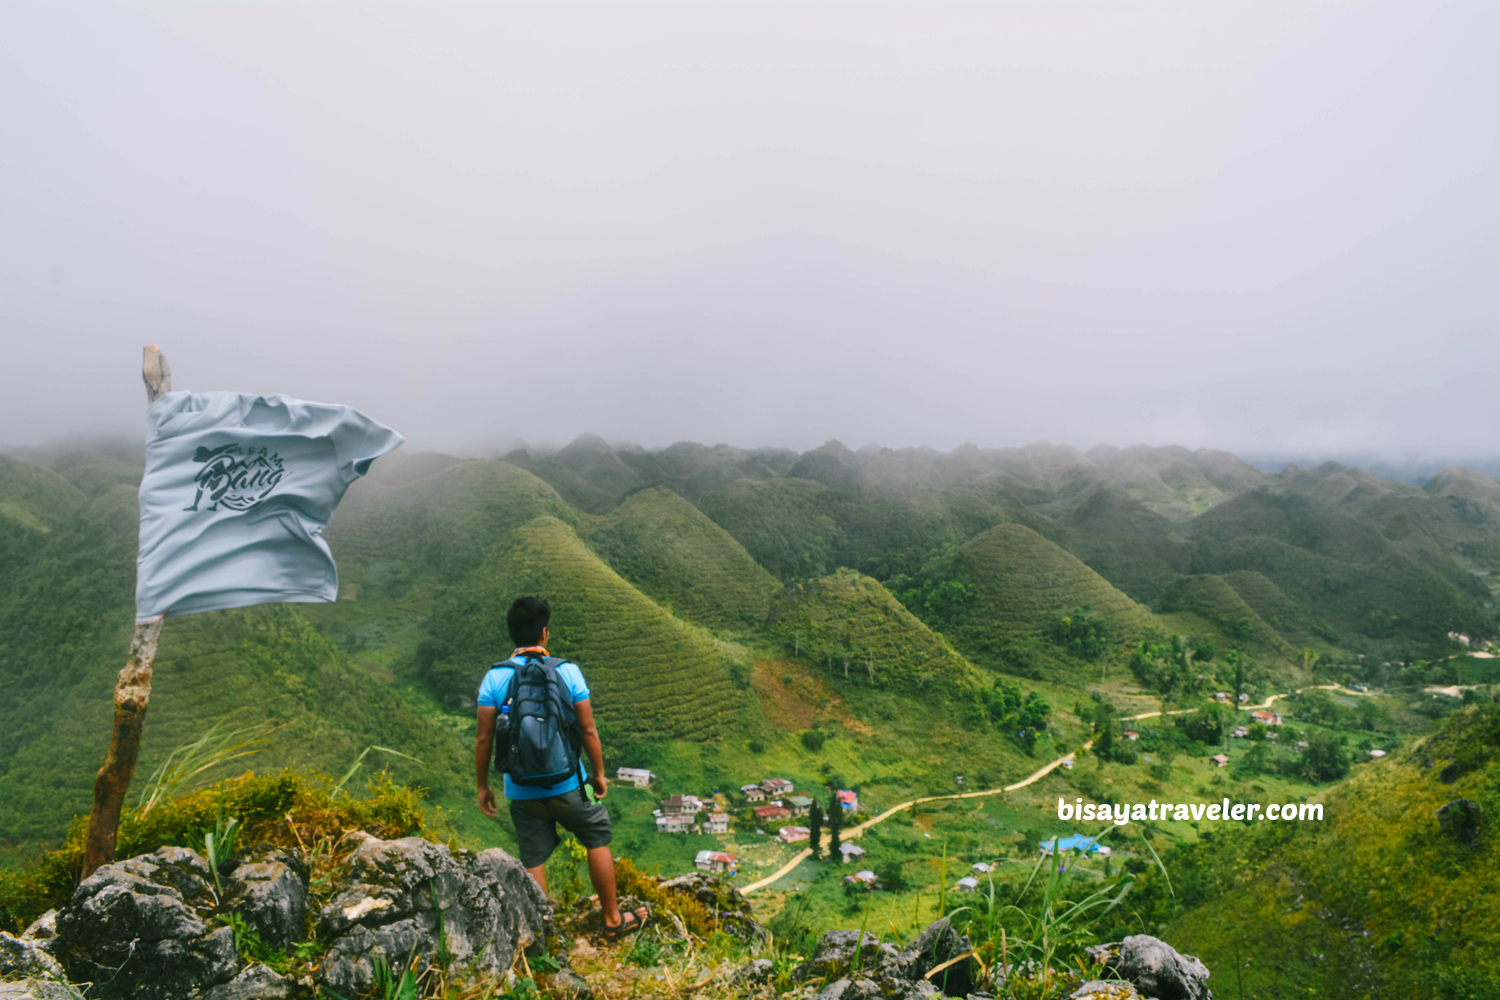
(740, 683, 1368, 894)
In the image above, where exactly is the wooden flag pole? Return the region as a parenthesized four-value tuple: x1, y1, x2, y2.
(81, 346, 172, 878)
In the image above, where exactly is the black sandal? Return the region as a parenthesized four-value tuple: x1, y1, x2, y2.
(602, 908, 648, 941)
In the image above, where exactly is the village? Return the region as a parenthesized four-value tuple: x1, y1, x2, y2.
(613, 767, 881, 886)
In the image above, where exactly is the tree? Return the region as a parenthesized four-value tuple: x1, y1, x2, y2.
(1227, 649, 1244, 706)
(827, 792, 843, 861)
(808, 799, 824, 860)
(1093, 715, 1116, 765)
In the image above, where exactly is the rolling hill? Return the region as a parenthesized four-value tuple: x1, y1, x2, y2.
(421, 516, 746, 742)
(586, 486, 779, 635)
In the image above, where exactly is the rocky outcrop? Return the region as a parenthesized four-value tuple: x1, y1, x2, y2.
(224, 848, 308, 951)
(779, 921, 963, 999)
(1437, 798, 1481, 846)
(33, 835, 558, 1000)
(1089, 936, 1213, 1000)
(315, 833, 551, 998)
(657, 872, 767, 942)
(53, 846, 238, 1000)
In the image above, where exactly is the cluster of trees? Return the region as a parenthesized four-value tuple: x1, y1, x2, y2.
(1232, 730, 1351, 783)
(975, 679, 1052, 753)
(1049, 605, 1114, 660)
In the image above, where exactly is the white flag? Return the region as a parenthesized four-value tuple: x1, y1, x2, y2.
(135, 392, 403, 622)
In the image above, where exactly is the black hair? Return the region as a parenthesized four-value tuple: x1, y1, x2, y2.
(507, 596, 551, 646)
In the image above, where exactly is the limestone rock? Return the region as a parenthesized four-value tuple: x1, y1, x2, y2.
(0, 930, 64, 981)
(1110, 935, 1212, 1000)
(200, 962, 295, 1000)
(735, 957, 777, 984)
(657, 872, 767, 942)
(911, 916, 975, 997)
(225, 849, 308, 950)
(1069, 980, 1144, 1000)
(0, 981, 79, 1000)
(54, 847, 236, 1000)
(315, 836, 550, 998)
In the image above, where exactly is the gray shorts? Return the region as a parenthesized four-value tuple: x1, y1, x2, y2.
(508, 786, 612, 869)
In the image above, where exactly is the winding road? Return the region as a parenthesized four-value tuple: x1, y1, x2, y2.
(739, 683, 1368, 894)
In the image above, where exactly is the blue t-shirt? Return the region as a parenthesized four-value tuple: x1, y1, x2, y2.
(478, 656, 591, 800)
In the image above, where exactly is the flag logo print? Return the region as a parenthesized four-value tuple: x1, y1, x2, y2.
(185, 443, 287, 512)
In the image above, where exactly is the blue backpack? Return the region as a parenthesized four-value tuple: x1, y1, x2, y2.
(491, 653, 584, 788)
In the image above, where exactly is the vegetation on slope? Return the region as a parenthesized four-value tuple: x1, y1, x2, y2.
(891, 523, 1154, 678)
(587, 486, 779, 635)
(420, 516, 745, 742)
(1111, 704, 1500, 999)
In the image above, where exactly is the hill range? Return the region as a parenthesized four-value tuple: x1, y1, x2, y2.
(1, 435, 1498, 995)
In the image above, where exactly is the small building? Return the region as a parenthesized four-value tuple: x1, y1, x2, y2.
(839, 843, 866, 864)
(656, 814, 692, 834)
(1040, 835, 1110, 857)
(1294, 741, 1309, 751)
(1368, 749, 1387, 758)
(844, 869, 879, 888)
(1122, 731, 1139, 741)
(1214, 692, 1230, 703)
(836, 789, 859, 811)
(1231, 726, 1249, 739)
(1211, 754, 1229, 767)
(1062, 759, 1074, 770)
(779, 825, 810, 844)
(741, 784, 766, 802)
(1238, 693, 1250, 702)
(761, 778, 795, 796)
(664, 794, 704, 816)
(754, 804, 792, 822)
(971, 862, 991, 874)
(705, 812, 731, 834)
(616, 767, 656, 789)
(955, 877, 979, 892)
(694, 850, 737, 873)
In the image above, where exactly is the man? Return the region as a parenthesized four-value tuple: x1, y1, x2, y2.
(475, 596, 647, 939)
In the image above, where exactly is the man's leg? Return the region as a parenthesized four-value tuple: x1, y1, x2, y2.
(586, 846, 620, 927)
(527, 864, 547, 895)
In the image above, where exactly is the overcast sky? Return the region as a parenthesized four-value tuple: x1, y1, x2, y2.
(3, 2, 1495, 458)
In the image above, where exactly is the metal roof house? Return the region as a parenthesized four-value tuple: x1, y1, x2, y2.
(1039, 834, 1110, 857)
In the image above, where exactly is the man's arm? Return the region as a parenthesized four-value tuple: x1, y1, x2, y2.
(476, 705, 498, 817)
(574, 699, 607, 799)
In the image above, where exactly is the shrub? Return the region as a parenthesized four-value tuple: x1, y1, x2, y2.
(0, 769, 425, 934)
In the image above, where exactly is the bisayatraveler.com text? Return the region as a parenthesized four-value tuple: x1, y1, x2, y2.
(1058, 797, 1323, 824)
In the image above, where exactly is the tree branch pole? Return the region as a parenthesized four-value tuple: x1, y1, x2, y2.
(82, 346, 171, 878)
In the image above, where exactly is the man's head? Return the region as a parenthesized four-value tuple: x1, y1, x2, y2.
(507, 596, 551, 647)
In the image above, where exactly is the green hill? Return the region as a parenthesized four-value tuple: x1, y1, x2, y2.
(1132, 704, 1500, 998)
(616, 441, 778, 502)
(699, 477, 853, 579)
(503, 434, 646, 513)
(421, 516, 746, 742)
(763, 567, 989, 698)
(1051, 486, 1192, 604)
(899, 522, 1155, 677)
(1156, 573, 1296, 660)
(586, 486, 779, 635)
(325, 458, 583, 583)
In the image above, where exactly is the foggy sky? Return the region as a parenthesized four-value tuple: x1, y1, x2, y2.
(3, 2, 1496, 457)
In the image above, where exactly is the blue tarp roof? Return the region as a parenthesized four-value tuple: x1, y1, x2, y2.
(1041, 834, 1104, 853)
